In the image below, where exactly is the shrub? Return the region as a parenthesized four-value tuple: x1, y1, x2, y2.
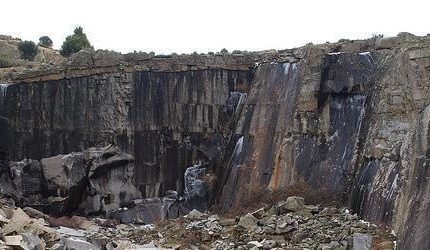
(38, 36, 53, 48)
(220, 48, 229, 54)
(18, 41, 38, 60)
(60, 26, 92, 56)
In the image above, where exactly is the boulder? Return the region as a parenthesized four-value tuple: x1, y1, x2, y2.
(3, 233, 45, 250)
(62, 237, 100, 250)
(107, 198, 166, 224)
(106, 240, 173, 250)
(219, 218, 236, 226)
(250, 207, 265, 219)
(38, 145, 140, 215)
(183, 162, 211, 212)
(238, 213, 258, 229)
(55, 227, 86, 237)
(185, 209, 205, 220)
(3, 235, 24, 249)
(278, 196, 305, 213)
(349, 233, 372, 250)
(21, 233, 45, 250)
(1, 208, 31, 235)
(23, 207, 50, 220)
(247, 241, 263, 248)
(106, 191, 187, 224)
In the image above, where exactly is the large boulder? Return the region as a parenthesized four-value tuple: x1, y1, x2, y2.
(41, 145, 140, 215)
(183, 162, 213, 212)
(0, 145, 140, 216)
(106, 193, 183, 224)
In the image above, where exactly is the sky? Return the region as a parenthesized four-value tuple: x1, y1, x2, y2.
(1, 0, 430, 54)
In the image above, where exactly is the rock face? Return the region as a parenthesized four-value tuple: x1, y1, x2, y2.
(2, 33, 430, 249)
(0, 68, 252, 200)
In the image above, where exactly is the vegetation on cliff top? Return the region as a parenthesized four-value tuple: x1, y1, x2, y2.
(18, 40, 38, 60)
(60, 26, 93, 56)
(38, 36, 53, 48)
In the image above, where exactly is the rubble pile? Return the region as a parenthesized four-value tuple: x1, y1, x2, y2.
(111, 197, 395, 250)
(0, 195, 395, 249)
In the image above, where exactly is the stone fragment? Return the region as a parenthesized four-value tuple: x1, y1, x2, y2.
(219, 218, 236, 226)
(251, 207, 265, 219)
(106, 240, 173, 250)
(55, 226, 86, 237)
(23, 207, 50, 220)
(247, 240, 263, 248)
(3, 236, 23, 249)
(21, 233, 45, 250)
(260, 239, 276, 248)
(183, 162, 212, 211)
(275, 219, 297, 234)
(349, 233, 372, 250)
(3, 233, 45, 250)
(185, 209, 205, 220)
(62, 237, 100, 250)
(107, 197, 177, 224)
(285, 196, 305, 212)
(1, 208, 31, 235)
(277, 196, 307, 215)
(238, 213, 258, 229)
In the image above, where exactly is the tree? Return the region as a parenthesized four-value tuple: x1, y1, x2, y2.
(60, 26, 92, 56)
(18, 40, 38, 60)
(38, 36, 53, 48)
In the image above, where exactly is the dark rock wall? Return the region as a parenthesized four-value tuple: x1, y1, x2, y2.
(219, 52, 377, 208)
(0, 69, 252, 200)
(0, 73, 135, 160)
(132, 70, 252, 197)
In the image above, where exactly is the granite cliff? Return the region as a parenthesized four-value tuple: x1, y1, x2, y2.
(1, 33, 430, 249)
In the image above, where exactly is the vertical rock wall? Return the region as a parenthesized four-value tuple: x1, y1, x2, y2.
(0, 69, 252, 200)
(131, 70, 252, 197)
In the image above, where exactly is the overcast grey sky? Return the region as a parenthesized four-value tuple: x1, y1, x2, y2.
(1, 0, 429, 54)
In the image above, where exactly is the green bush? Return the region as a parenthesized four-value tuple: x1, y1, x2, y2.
(38, 36, 53, 48)
(18, 40, 38, 60)
(60, 26, 92, 56)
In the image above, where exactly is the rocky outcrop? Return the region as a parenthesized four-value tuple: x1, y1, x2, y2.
(0, 35, 65, 68)
(3, 33, 430, 248)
